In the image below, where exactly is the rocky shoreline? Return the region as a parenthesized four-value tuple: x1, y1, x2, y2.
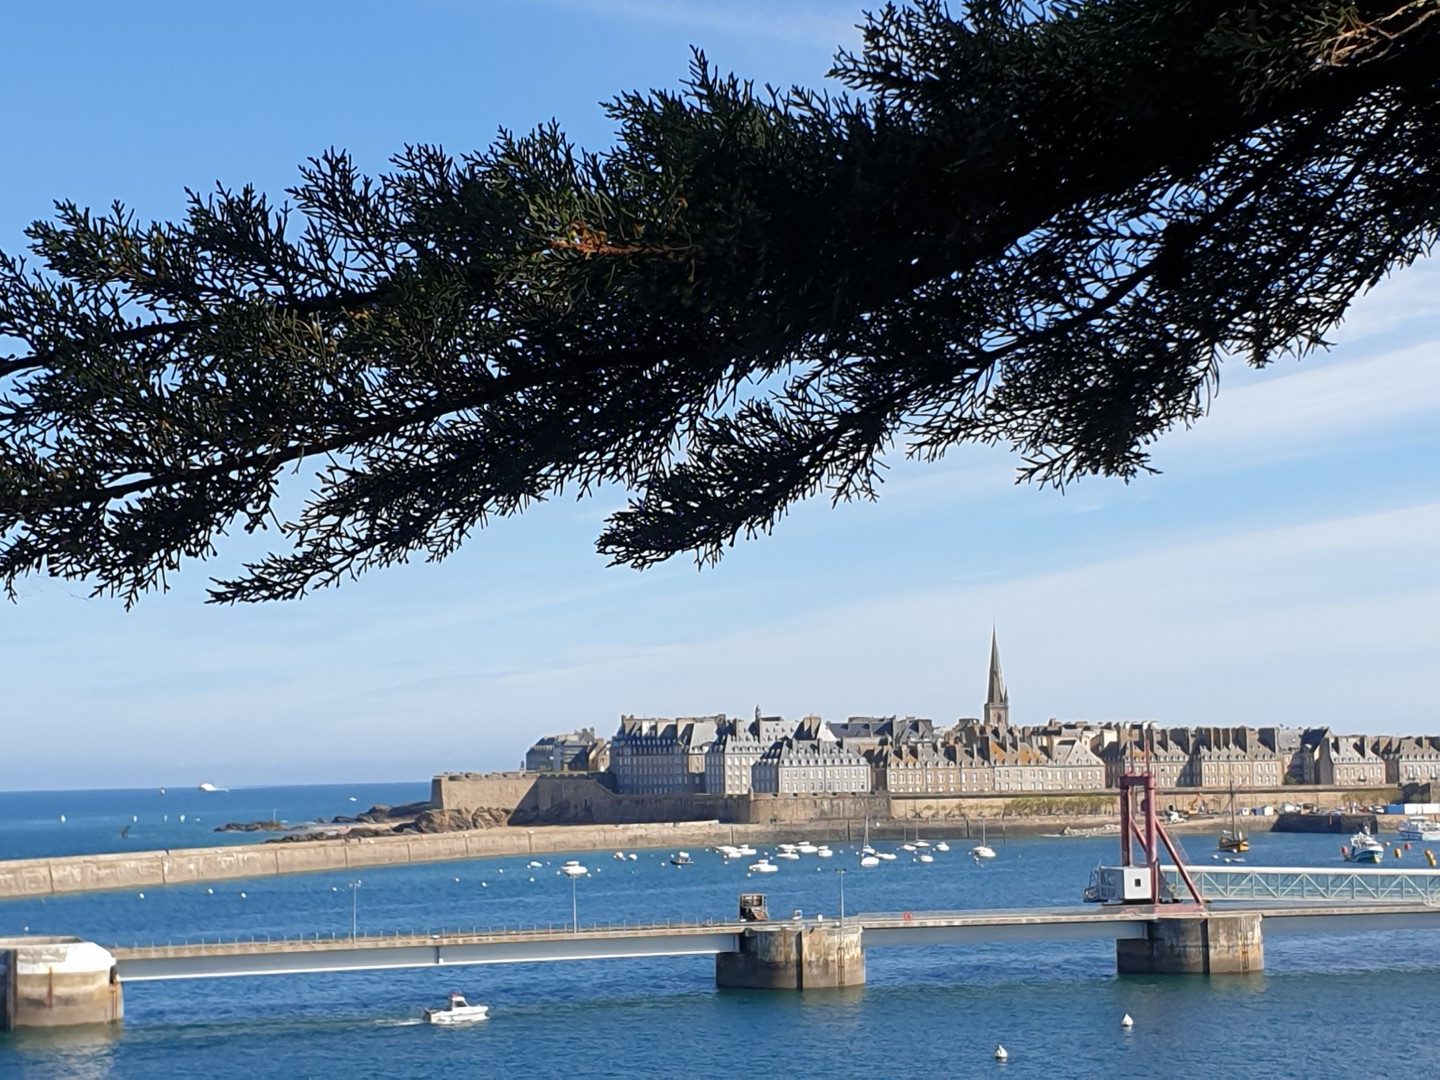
(215, 801, 513, 843)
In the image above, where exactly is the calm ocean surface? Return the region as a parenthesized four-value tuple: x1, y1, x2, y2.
(2, 785, 1438, 1079)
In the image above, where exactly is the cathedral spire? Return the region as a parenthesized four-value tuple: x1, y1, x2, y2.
(984, 626, 1009, 727)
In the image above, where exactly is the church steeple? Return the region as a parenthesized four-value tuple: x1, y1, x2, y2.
(984, 626, 1009, 727)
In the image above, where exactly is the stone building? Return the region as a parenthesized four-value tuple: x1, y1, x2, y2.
(609, 715, 721, 795)
(702, 719, 767, 795)
(1372, 737, 1440, 786)
(1314, 735, 1387, 787)
(523, 728, 602, 772)
(883, 742, 995, 795)
(752, 737, 871, 795)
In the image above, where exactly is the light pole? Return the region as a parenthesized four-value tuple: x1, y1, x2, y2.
(570, 874, 579, 933)
(836, 867, 847, 928)
(348, 879, 362, 939)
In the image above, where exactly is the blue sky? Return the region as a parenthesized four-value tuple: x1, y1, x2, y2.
(2, 1, 1436, 789)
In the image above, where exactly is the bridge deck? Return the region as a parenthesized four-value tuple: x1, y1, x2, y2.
(111, 902, 1440, 982)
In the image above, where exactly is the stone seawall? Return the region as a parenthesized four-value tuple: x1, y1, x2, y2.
(0, 819, 871, 901)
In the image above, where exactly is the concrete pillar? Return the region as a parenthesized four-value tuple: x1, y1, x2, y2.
(1, 937, 123, 1030)
(716, 925, 866, 990)
(1116, 913, 1264, 975)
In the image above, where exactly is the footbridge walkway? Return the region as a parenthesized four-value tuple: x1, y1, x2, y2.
(1164, 863, 1440, 903)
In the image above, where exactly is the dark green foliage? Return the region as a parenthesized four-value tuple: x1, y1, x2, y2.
(2, 0, 1437, 603)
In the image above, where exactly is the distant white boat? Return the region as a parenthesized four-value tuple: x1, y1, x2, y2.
(627, 853, 638, 861)
(424, 992, 489, 1025)
(670, 851, 693, 866)
(526, 860, 543, 869)
(737, 845, 757, 857)
(1400, 818, 1440, 842)
(197, 782, 226, 793)
(859, 854, 880, 868)
(935, 842, 950, 852)
(774, 850, 801, 861)
(971, 844, 998, 860)
(918, 853, 934, 863)
(613, 850, 628, 861)
(816, 847, 833, 859)
(749, 859, 779, 874)
(796, 842, 819, 854)
(901, 843, 917, 852)
(560, 861, 589, 878)
(914, 840, 930, 849)
(877, 852, 898, 862)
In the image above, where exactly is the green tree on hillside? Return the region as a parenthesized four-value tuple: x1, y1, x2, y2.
(2, 0, 1436, 604)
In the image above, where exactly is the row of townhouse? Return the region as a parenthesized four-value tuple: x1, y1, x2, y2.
(593, 713, 1437, 798)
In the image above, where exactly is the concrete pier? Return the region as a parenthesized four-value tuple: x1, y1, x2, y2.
(1115, 913, 1264, 975)
(715, 925, 866, 990)
(1, 937, 123, 1030)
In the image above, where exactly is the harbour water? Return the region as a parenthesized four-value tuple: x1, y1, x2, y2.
(2, 785, 1438, 1078)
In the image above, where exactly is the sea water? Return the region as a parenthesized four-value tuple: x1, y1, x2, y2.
(1, 786, 1436, 1079)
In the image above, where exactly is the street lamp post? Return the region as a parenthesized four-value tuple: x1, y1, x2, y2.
(570, 874, 579, 933)
(836, 868, 846, 928)
(348, 879, 362, 940)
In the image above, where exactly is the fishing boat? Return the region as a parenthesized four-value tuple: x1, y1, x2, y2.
(1400, 818, 1440, 842)
(971, 821, 997, 860)
(1218, 785, 1250, 853)
(1342, 829, 1386, 864)
(424, 992, 489, 1025)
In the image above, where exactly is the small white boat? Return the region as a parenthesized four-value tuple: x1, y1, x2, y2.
(816, 847, 833, 859)
(775, 850, 801, 861)
(796, 842, 819, 854)
(736, 845, 757, 857)
(877, 852, 898, 862)
(560, 861, 589, 877)
(1342, 829, 1385, 864)
(1400, 818, 1440, 842)
(613, 851, 626, 861)
(424, 992, 489, 1025)
(918, 853, 934, 863)
(971, 844, 997, 860)
(526, 860, 543, 869)
(901, 843, 917, 852)
(935, 842, 950, 852)
(670, 851, 693, 866)
(777, 843, 798, 853)
(914, 840, 930, 849)
(627, 853, 638, 861)
(197, 782, 225, 793)
(749, 859, 779, 874)
(859, 854, 880, 868)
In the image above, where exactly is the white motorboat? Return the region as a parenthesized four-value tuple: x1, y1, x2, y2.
(197, 781, 226, 793)
(935, 842, 950, 852)
(914, 840, 930, 849)
(1343, 829, 1385, 864)
(775, 850, 801, 861)
(901, 843, 917, 852)
(777, 844, 798, 854)
(560, 860, 589, 877)
(736, 845, 757, 857)
(627, 853, 638, 861)
(877, 852, 898, 862)
(669, 851, 693, 866)
(918, 853, 934, 863)
(859, 854, 880, 868)
(796, 842, 819, 854)
(526, 860, 543, 869)
(612, 851, 626, 861)
(816, 847, 833, 859)
(1400, 818, 1440, 843)
(749, 859, 779, 873)
(424, 992, 489, 1025)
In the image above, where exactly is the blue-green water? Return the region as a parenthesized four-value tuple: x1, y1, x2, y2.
(2, 787, 1438, 1078)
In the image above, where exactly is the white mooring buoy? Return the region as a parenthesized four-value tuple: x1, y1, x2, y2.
(1122, 1013, 1135, 1029)
(994, 1044, 1008, 1062)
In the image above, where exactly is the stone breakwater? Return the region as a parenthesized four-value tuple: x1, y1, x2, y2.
(0, 814, 1130, 900)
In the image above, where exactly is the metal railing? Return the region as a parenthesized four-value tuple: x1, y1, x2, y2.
(1163, 864, 1440, 904)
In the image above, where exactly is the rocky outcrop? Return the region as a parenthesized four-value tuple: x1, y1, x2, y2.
(403, 807, 510, 832)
